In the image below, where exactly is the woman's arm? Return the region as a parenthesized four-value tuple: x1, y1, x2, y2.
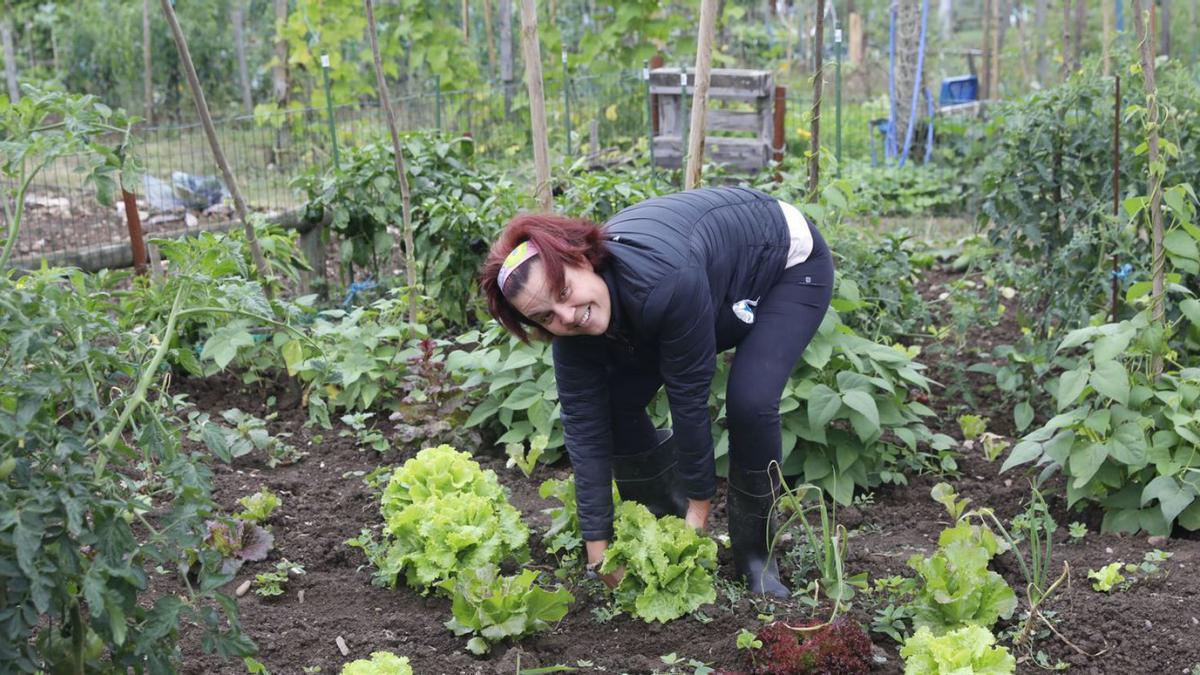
(552, 337, 617, 543)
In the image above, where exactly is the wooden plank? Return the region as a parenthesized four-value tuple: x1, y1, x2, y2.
(649, 85, 772, 101)
(707, 108, 763, 133)
(653, 135, 769, 171)
(649, 67, 773, 94)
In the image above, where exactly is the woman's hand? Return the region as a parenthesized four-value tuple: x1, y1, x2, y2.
(586, 539, 624, 589)
(685, 498, 711, 532)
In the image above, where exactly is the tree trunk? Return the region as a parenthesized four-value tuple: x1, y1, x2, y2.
(684, 0, 719, 190)
(462, 0, 470, 40)
(808, 0, 825, 199)
(483, 0, 497, 79)
(1015, 0, 1032, 85)
(23, 20, 33, 70)
(158, 0, 273, 296)
(1132, 0, 1165, 377)
(2, 13, 18, 102)
(363, 0, 417, 323)
(518, 0, 552, 211)
(143, 0, 154, 123)
(500, 0, 514, 116)
(938, 0, 953, 40)
(232, 0, 253, 115)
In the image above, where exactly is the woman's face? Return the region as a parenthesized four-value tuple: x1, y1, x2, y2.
(509, 259, 611, 337)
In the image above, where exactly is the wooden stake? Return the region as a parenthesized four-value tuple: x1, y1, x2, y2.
(1102, 0, 1113, 76)
(143, 0, 153, 124)
(122, 189, 148, 275)
(1132, 0, 1165, 377)
(808, 0, 825, 200)
(363, 0, 418, 324)
(990, 0, 1001, 99)
(684, 0, 719, 191)
(1061, 0, 1072, 79)
(158, 0, 273, 296)
(519, 0, 553, 211)
(483, 0, 498, 78)
(773, 85, 786, 183)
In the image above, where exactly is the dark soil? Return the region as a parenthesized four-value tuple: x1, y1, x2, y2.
(164, 268, 1200, 675)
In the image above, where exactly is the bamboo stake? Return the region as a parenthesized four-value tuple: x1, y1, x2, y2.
(808, 0, 825, 200)
(158, 0, 273, 296)
(519, 0, 553, 211)
(363, 0, 418, 324)
(684, 0, 719, 190)
(1132, 0, 1166, 378)
(1102, 0, 1113, 76)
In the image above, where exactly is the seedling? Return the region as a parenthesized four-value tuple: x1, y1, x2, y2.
(658, 653, 714, 675)
(1088, 562, 1125, 592)
(980, 432, 1010, 462)
(254, 560, 305, 597)
(339, 412, 389, 452)
(930, 482, 971, 521)
(736, 629, 763, 651)
(957, 414, 987, 440)
(506, 433, 548, 477)
(1068, 521, 1087, 543)
(236, 487, 282, 523)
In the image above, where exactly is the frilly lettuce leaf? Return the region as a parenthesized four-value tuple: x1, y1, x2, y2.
(900, 625, 1015, 675)
(601, 501, 717, 623)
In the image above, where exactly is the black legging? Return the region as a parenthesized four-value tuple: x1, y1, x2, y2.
(608, 225, 835, 474)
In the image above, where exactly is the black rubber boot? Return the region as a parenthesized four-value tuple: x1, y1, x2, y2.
(727, 466, 790, 598)
(611, 428, 688, 519)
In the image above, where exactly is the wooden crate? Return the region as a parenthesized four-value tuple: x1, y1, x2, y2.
(649, 67, 776, 172)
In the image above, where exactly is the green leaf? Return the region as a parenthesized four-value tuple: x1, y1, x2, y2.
(807, 384, 842, 429)
(1014, 401, 1034, 432)
(1165, 230, 1199, 260)
(1180, 299, 1200, 326)
(840, 390, 879, 432)
(1001, 440, 1042, 472)
(1140, 475, 1196, 525)
(200, 326, 255, 370)
(1091, 360, 1130, 405)
(1069, 443, 1108, 489)
(500, 382, 543, 410)
(1056, 366, 1092, 411)
(1092, 324, 1134, 362)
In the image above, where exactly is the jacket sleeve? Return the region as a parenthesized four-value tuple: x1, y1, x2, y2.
(552, 337, 615, 541)
(653, 266, 718, 501)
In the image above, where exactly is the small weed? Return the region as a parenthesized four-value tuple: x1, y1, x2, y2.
(590, 601, 622, 624)
(656, 653, 713, 675)
(339, 412, 389, 452)
(1068, 521, 1087, 543)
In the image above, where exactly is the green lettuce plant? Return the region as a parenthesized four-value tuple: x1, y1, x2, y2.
(601, 501, 718, 624)
(349, 445, 529, 592)
(906, 522, 1017, 634)
(900, 625, 1015, 675)
(340, 651, 413, 675)
(538, 476, 622, 556)
(438, 565, 573, 655)
(1088, 562, 1126, 592)
(236, 487, 282, 523)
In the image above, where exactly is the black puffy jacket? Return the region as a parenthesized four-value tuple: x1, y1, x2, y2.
(552, 186, 792, 540)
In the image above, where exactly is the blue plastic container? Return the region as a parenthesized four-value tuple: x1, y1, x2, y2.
(939, 75, 979, 106)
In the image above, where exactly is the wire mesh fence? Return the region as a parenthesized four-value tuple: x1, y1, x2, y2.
(4, 68, 906, 272)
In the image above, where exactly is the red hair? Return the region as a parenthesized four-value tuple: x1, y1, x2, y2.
(481, 213, 609, 342)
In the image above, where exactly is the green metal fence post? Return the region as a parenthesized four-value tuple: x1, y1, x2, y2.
(835, 27, 843, 175)
(562, 47, 573, 157)
(321, 53, 339, 167)
(434, 74, 442, 132)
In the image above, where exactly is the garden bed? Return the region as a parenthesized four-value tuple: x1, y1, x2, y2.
(163, 275, 1200, 674)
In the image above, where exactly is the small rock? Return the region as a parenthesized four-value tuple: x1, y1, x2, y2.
(1144, 620, 1153, 630)
(1106, 547, 1114, 554)
(336, 636, 350, 656)
(1004, 479, 1012, 488)
(297, 589, 305, 604)
(1193, 617, 1198, 625)
(1147, 535, 1167, 546)
(235, 580, 252, 597)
